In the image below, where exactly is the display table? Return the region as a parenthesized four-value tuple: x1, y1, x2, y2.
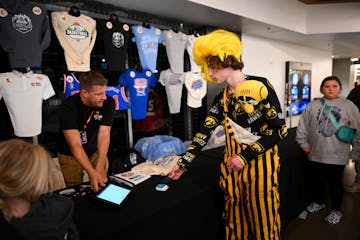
(74, 147, 225, 240)
(73, 128, 310, 239)
(0, 128, 309, 239)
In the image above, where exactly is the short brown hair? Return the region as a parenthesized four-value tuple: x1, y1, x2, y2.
(79, 71, 108, 92)
(206, 55, 244, 71)
(320, 75, 342, 91)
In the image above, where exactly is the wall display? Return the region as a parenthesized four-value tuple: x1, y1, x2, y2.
(131, 25, 162, 73)
(159, 68, 185, 114)
(162, 29, 187, 74)
(97, 15, 131, 72)
(119, 68, 157, 120)
(0, 70, 55, 137)
(285, 61, 311, 116)
(0, 0, 51, 68)
(51, 10, 97, 72)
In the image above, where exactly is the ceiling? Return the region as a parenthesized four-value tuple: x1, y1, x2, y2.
(298, 0, 360, 4)
(50, 0, 360, 59)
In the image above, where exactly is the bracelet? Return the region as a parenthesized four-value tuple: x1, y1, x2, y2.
(177, 158, 191, 172)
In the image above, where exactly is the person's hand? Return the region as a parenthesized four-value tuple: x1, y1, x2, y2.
(168, 164, 184, 180)
(302, 147, 311, 154)
(226, 154, 245, 171)
(89, 170, 108, 193)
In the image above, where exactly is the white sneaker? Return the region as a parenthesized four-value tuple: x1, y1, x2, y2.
(325, 211, 342, 224)
(306, 202, 326, 213)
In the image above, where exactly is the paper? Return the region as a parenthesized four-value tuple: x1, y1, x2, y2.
(228, 118, 261, 144)
(113, 171, 151, 185)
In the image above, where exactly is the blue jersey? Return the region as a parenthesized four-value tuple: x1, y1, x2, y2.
(131, 25, 162, 73)
(106, 85, 130, 111)
(63, 73, 80, 98)
(119, 69, 157, 120)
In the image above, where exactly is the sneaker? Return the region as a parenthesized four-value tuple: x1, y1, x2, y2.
(306, 202, 326, 213)
(325, 211, 342, 224)
(344, 183, 360, 193)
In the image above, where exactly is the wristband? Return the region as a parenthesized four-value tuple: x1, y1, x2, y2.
(177, 158, 191, 172)
(236, 154, 247, 166)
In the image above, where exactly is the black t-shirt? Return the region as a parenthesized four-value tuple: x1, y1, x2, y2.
(57, 93, 115, 156)
(97, 18, 131, 72)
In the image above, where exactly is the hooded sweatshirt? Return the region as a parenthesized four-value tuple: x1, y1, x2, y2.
(296, 97, 360, 165)
(1, 193, 79, 240)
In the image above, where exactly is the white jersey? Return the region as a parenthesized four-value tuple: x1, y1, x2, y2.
(0, 71, 55, 137)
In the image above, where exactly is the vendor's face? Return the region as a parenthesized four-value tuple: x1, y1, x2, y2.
(82, 85, 107, 108)
(321, 80, 341, 100)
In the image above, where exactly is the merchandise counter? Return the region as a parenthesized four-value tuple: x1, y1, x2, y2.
(73, 147, 225, 240)
(73, 128, 310, 239)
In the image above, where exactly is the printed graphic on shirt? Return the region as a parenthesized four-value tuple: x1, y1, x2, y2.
(134, 77, 148, 96)
(112, 32, 124, 48)
(66, 22, 89, 41)
(12, 14, 32, 34)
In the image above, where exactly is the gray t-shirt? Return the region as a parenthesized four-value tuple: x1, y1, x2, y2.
(0, 0, 51, 68)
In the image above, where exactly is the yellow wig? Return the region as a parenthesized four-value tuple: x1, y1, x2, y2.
(193, 29, 242, 82)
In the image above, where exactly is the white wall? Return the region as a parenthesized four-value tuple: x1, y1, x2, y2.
(333, 58, 352, 96)
(241, 34, 333, 128)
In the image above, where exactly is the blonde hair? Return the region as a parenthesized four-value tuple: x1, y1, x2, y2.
(193, 29, 243, 82)
(0, 139, 54, 211)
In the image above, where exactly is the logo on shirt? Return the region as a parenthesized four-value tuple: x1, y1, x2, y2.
(134, 78, 148, 96)
(112, 32, 124, 48)
(31, 81, 42, 87)
(12, 14, 32, 34)
(66, 22, 89, 41)
(94, 111, 103, 121)
(191, 79, 203, 90)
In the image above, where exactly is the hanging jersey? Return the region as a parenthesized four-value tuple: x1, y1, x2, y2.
(97, 18, 130, 71)
(119, 69, 157, 120)
(159, 69, 185, 114)
(0, 2, 51, 68)
(106, 85, 130, 111)
(185, 34, 201, 73)
(133, 88, 166, 132)
(131, 25, 162, 73)
(0, 71, 55, 137)
(184, 72, 207, 108)
(63, 73, 80, 98)
(51, 11, 97, 72)
(162, 30, 187, 73)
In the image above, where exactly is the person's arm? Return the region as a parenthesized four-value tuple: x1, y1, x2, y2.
(296, 105, 312, 154)
(169, 90, 225, 179)
(62, 129, 104, 191)
(94, 125, 111, 180)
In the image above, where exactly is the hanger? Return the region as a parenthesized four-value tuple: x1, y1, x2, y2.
(172, 24, 179, 33)
(13, 67, 31, 73)
(109, 13, 118, 21)
(68, 6, 80, 17)
(135, 61, 142, 72)
(142, 18, 151, 28)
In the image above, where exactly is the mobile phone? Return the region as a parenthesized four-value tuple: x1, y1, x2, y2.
(155, 183, 169, 191)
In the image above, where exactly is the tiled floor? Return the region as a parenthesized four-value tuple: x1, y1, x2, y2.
(282, 161, 360, 240)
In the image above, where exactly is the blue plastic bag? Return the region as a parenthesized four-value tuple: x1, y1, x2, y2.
(134, 135, 186, 160)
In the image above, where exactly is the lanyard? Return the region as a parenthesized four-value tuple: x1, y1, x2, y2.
(83, 111, 94, 130)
